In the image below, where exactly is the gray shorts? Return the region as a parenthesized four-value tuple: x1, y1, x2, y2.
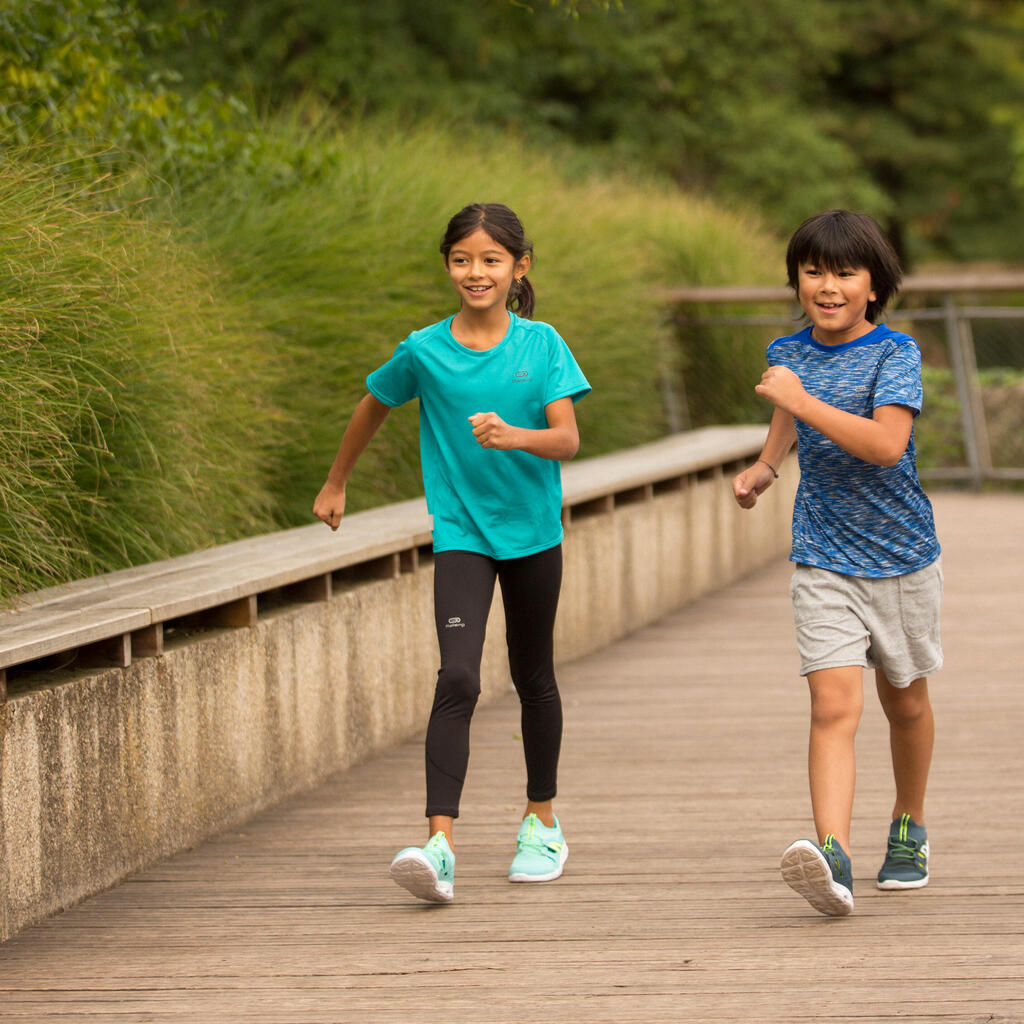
(789, 559, 943, 688)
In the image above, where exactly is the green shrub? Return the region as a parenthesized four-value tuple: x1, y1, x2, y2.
(180, 111, 781, 523)
(1, 113, 783, 600)
(0, 145, 280, 601)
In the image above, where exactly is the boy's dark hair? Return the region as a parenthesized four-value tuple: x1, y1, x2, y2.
(440, 203, 535, 319)
(786, 209, 903, 324)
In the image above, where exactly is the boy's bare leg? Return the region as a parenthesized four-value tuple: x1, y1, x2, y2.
(875, 672, 933, 824)
(807, 666, 864, 849)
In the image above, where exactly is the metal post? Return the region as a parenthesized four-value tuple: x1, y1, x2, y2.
(942, 294, 983, 489)
(957, 316, 994, 479)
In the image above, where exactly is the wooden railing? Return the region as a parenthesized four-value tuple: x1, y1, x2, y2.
(0, 425, 769, 701)
(666, 272, 1024, 488)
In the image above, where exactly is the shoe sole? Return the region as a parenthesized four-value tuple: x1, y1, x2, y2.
(877, 875, 929, 890)
(781, 839, 854, 916)
(509, 841, 569, 883)
(389, 850, 453, 903)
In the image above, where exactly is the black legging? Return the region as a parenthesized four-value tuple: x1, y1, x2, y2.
(425, 544, 563, 818)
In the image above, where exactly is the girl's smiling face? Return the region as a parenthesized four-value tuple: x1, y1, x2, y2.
(444, 228, 530, 315)
(797, 262, 878, 346)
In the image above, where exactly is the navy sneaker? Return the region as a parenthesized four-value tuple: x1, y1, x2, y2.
(877, 814, 929, 890)
(781, 834, 854, 916)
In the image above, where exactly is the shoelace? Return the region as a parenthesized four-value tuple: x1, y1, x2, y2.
(518, 837, 560, 858)
(886, 813, 924, 864)
(518, 819, 561, 857)
(885, 837, 923, 864)
(426, 835, 449, 871)
(821, 834, 840, 868)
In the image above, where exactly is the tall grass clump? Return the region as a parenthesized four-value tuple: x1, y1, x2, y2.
(181, 110, 782, 523)
(0, 144, 280, 601)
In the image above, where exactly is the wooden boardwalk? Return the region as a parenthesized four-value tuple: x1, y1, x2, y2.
(1, 491, 1022, 1024)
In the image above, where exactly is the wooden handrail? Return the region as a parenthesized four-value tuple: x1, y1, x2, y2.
(0, 425, 767, 689)
(662, 271, 1024, 305)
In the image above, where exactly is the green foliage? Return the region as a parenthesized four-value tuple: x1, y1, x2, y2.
(916, 366, 1024, 473)
(0, 110, 781, 599)
(0, 0, 259, 192)
(916, 367, 968, 470)
(813, 0, 1024, 264)
(180, 108, 780, 525)
(978, 368, 1024, 469)
(140, 0, 1024, 265)
(0, 144, 281, 601)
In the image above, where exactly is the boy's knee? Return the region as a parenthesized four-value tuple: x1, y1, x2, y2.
(809, 686, 863, 730)
(882, 689, 930, 728)
(810, 701, 861, 731)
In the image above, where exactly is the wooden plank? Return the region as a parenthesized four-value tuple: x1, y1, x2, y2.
(131, 623, 164, 659)
(76, 633, 131, 669)
(561, 426, 766, 507)
(0, 429, 771, 674)
(0, 492, 1020, 1024)
(281, 574, 332, 604)
(0, 604, 153, 669)
(198, 595, 258, 629)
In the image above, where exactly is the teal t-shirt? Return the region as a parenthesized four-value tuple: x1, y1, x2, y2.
(367, 313, 590, 560)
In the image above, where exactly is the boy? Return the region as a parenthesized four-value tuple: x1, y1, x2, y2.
(733, 209, 942, 916)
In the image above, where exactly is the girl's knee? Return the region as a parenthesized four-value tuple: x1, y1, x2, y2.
(510, 664, 558, 705)
(435, 662, 481, 709)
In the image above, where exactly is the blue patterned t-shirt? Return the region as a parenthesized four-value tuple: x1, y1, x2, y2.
(767, 323, 940, 578)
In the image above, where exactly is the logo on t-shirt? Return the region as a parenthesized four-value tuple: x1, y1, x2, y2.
(513, 369, 531, 382)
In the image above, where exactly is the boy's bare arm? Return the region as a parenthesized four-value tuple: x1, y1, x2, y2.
(313, 393, 392, 530)
(733, 407, 796, 509)
(756, 365, 913, 467)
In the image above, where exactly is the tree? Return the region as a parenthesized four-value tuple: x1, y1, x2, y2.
(0, 0, 255, 191)
(133, 0, 1024, 263)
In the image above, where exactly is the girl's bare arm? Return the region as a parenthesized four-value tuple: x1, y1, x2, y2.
(313, 393, 392, 530)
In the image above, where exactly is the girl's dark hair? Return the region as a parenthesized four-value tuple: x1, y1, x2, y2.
(440, 203, 536, 319)
(785, 209, 903, 323)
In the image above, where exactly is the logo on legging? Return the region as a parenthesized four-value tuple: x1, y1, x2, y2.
(445, 616, 466, 629)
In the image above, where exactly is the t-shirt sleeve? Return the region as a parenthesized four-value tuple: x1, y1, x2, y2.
(366, 337, 419, 408)
(544, 330, 591, 406)
(874, 338, 923, 415)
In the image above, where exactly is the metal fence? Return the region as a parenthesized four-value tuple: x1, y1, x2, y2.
(664, 273, 1024, 488)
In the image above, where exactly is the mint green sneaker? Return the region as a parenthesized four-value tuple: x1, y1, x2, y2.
(389, 831, 454, 903)
(877, 814, 929, 890)
(780, 834, 854, 916)
(508, 813, 568, 883)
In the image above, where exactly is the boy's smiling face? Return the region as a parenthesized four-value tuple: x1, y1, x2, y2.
(797, 262, 877, 346)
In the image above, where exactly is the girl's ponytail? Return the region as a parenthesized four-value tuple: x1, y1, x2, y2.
(509, 275, 535, 319)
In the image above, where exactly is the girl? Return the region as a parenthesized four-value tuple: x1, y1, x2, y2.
(733, 210, 941, 916)
(313, 203, 590, 904)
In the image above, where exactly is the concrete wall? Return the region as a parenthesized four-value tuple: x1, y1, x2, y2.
(0, 451, 796, 943)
